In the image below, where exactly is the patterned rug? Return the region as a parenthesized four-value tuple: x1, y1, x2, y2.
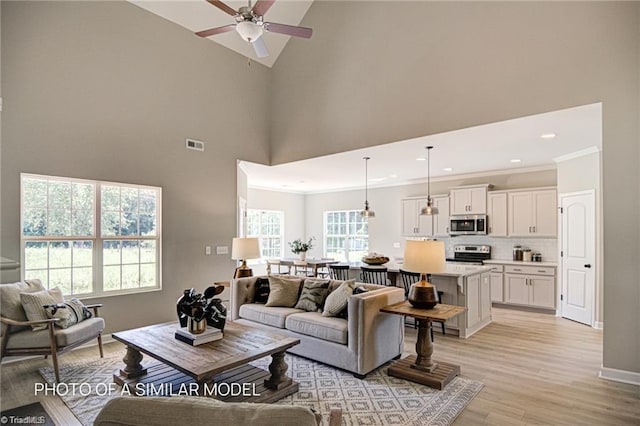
(39, 354, 483, 425)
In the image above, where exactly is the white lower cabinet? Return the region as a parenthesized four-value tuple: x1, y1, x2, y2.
(489, 263, 556, 309)
(490, 272, 504, 302)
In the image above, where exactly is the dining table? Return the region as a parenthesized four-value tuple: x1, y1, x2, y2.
(278, 258, 339, 277)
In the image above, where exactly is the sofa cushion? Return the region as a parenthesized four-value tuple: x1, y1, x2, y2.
(239, 304, 304, 329)
(0, 279, 45, 335)
(254, 278, 271, 304)
(294, 279, 330, 312)
(285, 312, 348, 345)
(5, 317, 105, 349)
(265, 276, 302, 308)
(94, 396, 322, 426)
(322, 280, 356, 317)
(20, 287, 64, 331)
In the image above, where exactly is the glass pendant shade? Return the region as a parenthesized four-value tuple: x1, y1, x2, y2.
(361, 157, 375, 218)
(421, 199, 439, 215)
(420, 146, 438, 216)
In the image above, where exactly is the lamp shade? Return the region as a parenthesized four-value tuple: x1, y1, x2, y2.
(231, 237, 261, 260)
(236, 21, 263, 43)
(403, 240, 446, 274)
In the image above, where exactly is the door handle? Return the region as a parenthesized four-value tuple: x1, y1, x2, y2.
(584, 264, 592, 268)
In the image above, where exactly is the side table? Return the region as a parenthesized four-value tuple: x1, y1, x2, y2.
(381, 301, 466, 390)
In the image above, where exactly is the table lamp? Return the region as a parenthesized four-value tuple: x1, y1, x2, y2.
(231, 237, 261, 278)
(403, 240, 446, 309)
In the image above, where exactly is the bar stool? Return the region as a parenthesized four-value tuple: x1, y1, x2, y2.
(329, 264, 350, 280)
(361, 266, 391, 286)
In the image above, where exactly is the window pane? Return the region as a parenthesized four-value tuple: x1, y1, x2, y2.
(140, 240, 156, 263)
(72, 182, 94, 210)
(121, 187, 138, 213)
(48, 209, 71, 236)
(121, 211, 139, 236)
(25, 241, 48, 269)
(72, 209, 93, 236)
(102, 186, 120, 211)
(140, 263, 156, 287)
(139, 214, 156, 236)
(23, 179, 48, 208)
(25, 269, 48, 288)
(101, 210, 120, 236)
(49, 268, 71, 294)
(122, 241, 140, 264)
(139, 190, 157, 214)
(122, 265, 139, 289)
(23, 208, 47, 236)
(104, 265, 120, 291)
(73, 241, 93, 267)
(48, 181, 71, 209)
(103, 240, 121, 265)
(49, 241, 71, 268)
(72, 267, 92, 294)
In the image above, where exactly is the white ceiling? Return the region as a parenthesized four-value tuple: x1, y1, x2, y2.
(240, 103, 602, 193)
(130, 0, 314, 68)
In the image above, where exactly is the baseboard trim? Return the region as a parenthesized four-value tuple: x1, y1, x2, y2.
(593, 321, 604, 330)
(1, 333, 116, 365)
(599, 366, 640, 386)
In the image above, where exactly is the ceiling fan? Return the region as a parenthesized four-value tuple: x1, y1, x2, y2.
(196, 0, 313, 59)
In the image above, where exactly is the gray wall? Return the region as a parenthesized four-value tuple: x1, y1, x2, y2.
(0, 1, 271, 333)
(271, 2, 639, 374)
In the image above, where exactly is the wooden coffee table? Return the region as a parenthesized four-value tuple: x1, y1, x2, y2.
(111, 322, 300, 403)
(381, 301, 466, 390)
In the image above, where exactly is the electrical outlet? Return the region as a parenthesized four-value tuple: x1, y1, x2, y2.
(216, 246, 229, 255)
(393, 242, 400, 249)
(205, 246, 212, 255)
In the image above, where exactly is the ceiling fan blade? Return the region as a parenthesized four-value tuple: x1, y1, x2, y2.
(206, 0, 238, 16)
(252, 36, 269, 58)
(252, 0, 276, 17)
(263, 22, 312, 39)
(196, 24, 236, 38)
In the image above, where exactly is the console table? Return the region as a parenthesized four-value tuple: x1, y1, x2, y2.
(381, 302, 466, 390)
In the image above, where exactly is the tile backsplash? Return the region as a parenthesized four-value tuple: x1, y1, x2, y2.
(441, 236, 558, 263)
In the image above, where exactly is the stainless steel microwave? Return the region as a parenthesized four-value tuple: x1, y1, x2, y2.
(449, 215, 488, 236)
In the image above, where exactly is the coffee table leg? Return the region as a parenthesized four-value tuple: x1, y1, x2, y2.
(264, 351, 292, 390)
(120, 346, 147, 379)
(413, 318, 438, 372)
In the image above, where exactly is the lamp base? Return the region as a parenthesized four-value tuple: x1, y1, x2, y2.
(407, 275, 439, 309)
(234, 260, 253, 279)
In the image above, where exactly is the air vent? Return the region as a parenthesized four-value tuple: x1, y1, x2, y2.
(185, 138, 205, 152)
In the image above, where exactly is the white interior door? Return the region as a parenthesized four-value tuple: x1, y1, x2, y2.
(560, 191, 595, 325)
(238, 196, 247, 238)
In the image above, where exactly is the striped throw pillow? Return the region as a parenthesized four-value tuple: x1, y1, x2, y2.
(294, 279, 330, 312)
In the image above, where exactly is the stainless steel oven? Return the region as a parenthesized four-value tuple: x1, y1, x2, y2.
(449, 215, 487, 236)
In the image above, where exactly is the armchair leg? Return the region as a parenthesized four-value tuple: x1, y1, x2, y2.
(97, 334, 104, 358)
(48, 323, 60, 383)
(51, 351, 60, 383)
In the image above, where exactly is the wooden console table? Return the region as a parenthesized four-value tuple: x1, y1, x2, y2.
(381, 301, 466, 390)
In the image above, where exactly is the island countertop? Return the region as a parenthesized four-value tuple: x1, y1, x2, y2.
(346, 261, 492, 277)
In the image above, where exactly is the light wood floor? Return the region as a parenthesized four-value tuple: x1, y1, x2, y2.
(1, 307, 638, 425)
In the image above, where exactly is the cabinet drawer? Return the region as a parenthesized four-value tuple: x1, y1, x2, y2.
(488, 265, 504, 273)
(504, 265, 555, 276)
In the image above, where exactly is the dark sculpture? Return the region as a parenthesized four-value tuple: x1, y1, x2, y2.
(176, 285, 227, 331)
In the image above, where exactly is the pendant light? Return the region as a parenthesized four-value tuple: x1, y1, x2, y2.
(361, 156, 376, 218)
(420, 146, 439, 215)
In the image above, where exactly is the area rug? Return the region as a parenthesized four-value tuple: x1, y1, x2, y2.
(39, 354, 483, 426)
(0, 402, 55, 426)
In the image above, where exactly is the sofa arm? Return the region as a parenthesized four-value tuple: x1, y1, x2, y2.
(230, 276, 261, 320)
(347, 286, 405, 374)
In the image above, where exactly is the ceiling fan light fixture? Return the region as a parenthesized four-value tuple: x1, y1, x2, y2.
(236, 21, 263, 43)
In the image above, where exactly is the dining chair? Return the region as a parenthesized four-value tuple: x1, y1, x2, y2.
(329, 264, 350, 280)
(293, 260, 314, 277)
(316, 258, 334, 278)
(266, 259, 290, 275)
(398, 269, 446, 339)
(361, 266, 391, 286)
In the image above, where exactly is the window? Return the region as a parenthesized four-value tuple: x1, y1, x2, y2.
(246, 209, 284, 260)
(324, 210, 369, 262)
(21, 174, 161, 297)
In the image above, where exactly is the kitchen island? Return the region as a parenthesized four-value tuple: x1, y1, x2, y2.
(346, 262, 493, 338)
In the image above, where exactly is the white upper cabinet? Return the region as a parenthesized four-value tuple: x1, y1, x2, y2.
(508, 189, 557, 237)
(432, 196, 450, 237)
(488, 192, 508, 237)
(401, 198, 433, 236)
(450, 185, 488, 215)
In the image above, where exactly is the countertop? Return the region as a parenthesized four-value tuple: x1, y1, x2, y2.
(483, 259, 558, 268)
(347, 261, 492, 277)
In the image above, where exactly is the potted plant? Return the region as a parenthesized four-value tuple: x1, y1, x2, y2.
(289, 237, 315, 261)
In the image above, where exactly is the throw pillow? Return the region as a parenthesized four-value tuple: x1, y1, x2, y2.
(337, 285, 369, 319)
(294, 279, 330, 312)
(20, 287, 64, 331)
(265, 276, 303, 308)
(322, 279, 356, 317)
(254, 278, 271, 304)
(43, 298, 93, 329)
(0, 279, 45, 335)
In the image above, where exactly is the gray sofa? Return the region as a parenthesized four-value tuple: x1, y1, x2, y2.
(231, 276, 405, 378)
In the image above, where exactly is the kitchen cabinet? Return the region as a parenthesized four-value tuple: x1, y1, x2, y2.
(504, 265, 556, 309)
(488, 192, 508, 236)
(508, 189, 557, 237)
(489, 265, 504, 302)
(401, 196, 448, 237)
(450, 185, 489, 215)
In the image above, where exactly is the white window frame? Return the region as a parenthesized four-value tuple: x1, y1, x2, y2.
(246, 209, 284, 264)
(20, 173, 162, 298)
(323, 210, 369, 262)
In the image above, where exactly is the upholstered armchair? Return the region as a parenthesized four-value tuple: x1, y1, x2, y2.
(0, 279, 105, 382)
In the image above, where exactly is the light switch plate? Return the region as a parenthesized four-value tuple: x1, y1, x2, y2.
(205, 246, 212, 255)
(393, 242, 400, 249)
(216, 246, 229, 255)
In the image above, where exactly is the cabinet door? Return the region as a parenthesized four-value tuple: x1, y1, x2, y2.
(468, 187, 487, 214)
(490, 272, 504, 302)
(508, 192, 534, 236)
(480, 273, 492, 321)
(488, 192, 508, 236)
(432, 196, 450, 236)
(450, 189, 470, 215)
(416, 199, 434, 236)
(532, 190, 557, 237)
(401, 199, 418, 235)
(504, 274, 529, 305)
(466, 274, 481, 328)
(529, 275, 556, 309)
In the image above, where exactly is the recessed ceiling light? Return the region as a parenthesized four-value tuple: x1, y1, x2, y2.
(368, 177, 386, 182)
(389, 174, 398, 178)
(416, 157, 426, 161)
(540, 133, 557, 139)
(510, 159, 521, 163)
(443, 167, 453, 172)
